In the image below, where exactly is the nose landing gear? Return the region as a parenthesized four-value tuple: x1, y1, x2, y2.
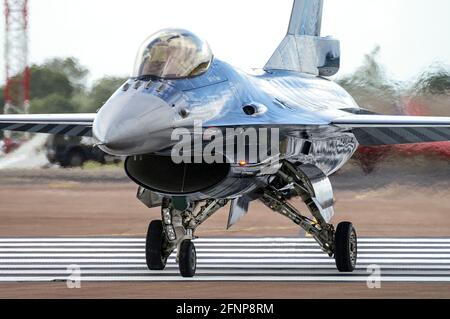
(145, 220, 197, 277)
(145, 198, 228, 277)
(178, 239, 197, 277)
(145, 220, 169, 270)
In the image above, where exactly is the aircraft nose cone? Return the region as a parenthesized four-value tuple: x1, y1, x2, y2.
(93, 92, 176, 156)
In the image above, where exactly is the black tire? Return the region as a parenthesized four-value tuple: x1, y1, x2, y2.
(334, 222, 357, 272)
(68, 150, 85, 167)
(179, 239, 197, 277)
(146, 220, 167, 270)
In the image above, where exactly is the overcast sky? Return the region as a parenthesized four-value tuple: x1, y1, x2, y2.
(1, 0, 450, 85)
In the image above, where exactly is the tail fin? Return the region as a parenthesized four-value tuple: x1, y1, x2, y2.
(288, 0, 323, 36)
(264, 0, 340, 77)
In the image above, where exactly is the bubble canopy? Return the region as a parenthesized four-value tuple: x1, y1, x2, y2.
(132, 29, 213, 80)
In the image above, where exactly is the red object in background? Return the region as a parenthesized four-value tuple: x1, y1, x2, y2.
(2, 137, 21, 154)
(352, 145, 392, 174)
(396, 98, 450, 160)
(354, 98, 450, 173)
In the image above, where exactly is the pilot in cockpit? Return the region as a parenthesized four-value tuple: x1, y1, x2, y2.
(133, 29, 213, 80)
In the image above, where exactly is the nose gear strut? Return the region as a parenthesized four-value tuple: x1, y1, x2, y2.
(145, 197, 228, 277)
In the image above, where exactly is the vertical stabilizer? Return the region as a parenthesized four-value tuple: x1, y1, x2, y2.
(265, 0, 340, 77)
(288, 0, 323, 36)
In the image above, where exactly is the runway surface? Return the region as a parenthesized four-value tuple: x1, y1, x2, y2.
(0, 237, 450, 283)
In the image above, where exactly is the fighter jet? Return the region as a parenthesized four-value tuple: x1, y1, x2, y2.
(1, 0, 449, 277)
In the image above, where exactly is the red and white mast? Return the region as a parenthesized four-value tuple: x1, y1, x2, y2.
(3, 0, 30, 115)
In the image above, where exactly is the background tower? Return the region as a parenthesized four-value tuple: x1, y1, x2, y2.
(3, 0, 30, 115)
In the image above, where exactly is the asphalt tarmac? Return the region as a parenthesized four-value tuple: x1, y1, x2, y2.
(0, 163, 448, 298)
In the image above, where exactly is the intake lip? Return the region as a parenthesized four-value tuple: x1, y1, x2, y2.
(124, 154, 230, 195)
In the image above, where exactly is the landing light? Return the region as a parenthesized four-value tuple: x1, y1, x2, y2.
(238, 160, 247, 167)
(166, 225, 177, 241)
(162, 208, 172, 225)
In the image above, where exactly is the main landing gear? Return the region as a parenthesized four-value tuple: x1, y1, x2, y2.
(260, 161, 358, 272)
(145, 198, 227, 277)
(335, 222, 358, 272)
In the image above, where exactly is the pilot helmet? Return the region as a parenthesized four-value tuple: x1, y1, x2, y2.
(132, 28, 213, 80)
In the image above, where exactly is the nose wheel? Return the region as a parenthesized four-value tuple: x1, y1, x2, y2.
(145, 220, 169, 270)
(145, 220, 198, 277)
(334, 222, 358, 272)
(178, 239, 197, 278)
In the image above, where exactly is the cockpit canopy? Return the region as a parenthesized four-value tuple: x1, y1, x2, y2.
(132, 29, 213, 80)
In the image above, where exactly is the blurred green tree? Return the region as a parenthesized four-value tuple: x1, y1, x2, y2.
(30, 93, 77, 114)
(43, 57, 89, 91)
(29, 57, 90, 113)
(28, 58, 79, 113)
(83, 76, 127, 113)
(337, 46, 401, 115)
(3, 57, 127, 115)
(30, 64, 74, 100)
(412, 65, 450, 95)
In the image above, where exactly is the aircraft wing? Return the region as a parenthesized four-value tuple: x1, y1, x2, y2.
(0, 114, 96, 137)
(332, 114, 450, 146)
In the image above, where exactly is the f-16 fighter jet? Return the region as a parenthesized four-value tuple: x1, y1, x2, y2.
(1, 0, 449, 277)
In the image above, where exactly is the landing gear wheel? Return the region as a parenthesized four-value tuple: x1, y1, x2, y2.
(178, 239, 197, 278)
(334, 222, 357, 272)
(68, 151, 85, 168)
(146, 220, 168, 270)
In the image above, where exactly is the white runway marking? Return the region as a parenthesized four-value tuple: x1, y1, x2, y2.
(0, 237, 449, 282)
